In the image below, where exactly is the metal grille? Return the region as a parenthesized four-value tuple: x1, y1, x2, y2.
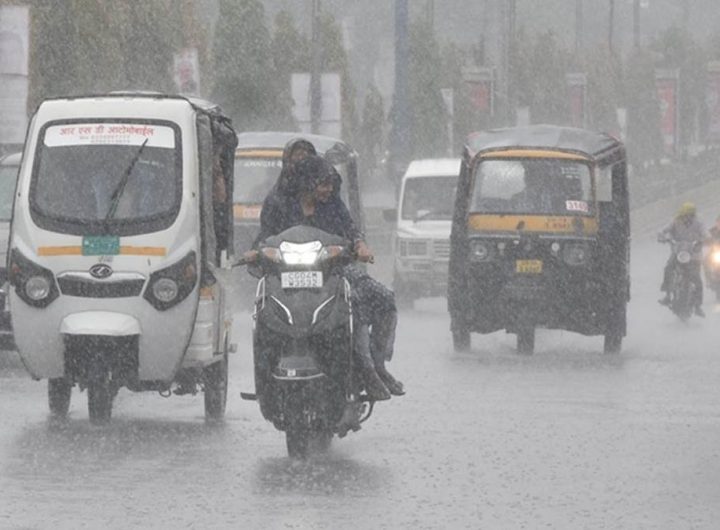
(433, 239, 451, 259)
(58, 277, 145, 298)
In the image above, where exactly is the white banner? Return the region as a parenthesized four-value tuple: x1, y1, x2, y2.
(44, 123, 175, 148)
(173, 47, 200, 96)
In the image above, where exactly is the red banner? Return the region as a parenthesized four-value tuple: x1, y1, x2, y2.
(467, 79, 492, 114)
(707, 65, 720, 143)
(656, 75, 677, 155)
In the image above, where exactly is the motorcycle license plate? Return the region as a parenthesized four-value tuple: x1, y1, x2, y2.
(281, 271, 323, 289)
(516, 259, 543, 274)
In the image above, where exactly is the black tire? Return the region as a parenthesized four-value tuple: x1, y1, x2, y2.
(87, 373, 113, 425)
(203, 352, 229, 421)
(603, 333, 622, 354)
(452, 327, 471, 352)
(48, 378, 72, 418)
(308, 430, 333, 454)
(517, 327, 535, 355)
(286, 426, 309, 459)
(604, 301, 626, 354)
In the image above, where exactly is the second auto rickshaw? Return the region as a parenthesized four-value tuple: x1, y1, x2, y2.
(448, 125, 629, 354)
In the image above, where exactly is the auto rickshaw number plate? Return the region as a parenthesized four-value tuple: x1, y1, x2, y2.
(281, 271, 323, 289)
(515, 259, 543, 274)
(82, 235, 120, 256)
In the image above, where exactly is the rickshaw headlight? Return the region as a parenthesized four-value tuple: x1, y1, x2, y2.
(143, 251, 197, 311)
(25, 275, 51, 301)
(469, 240, 490, 261)
(152, 278, 178, 303)
(562, 243, 589, 266)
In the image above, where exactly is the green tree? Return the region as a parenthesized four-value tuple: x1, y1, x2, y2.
(210, 0, 289, 131)
(271, 10, 310, 131)
(405, 18, 447, 159)
(624, 48, 663, 166)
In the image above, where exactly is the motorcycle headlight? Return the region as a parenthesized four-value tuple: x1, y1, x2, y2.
(710, 250, 720, 265)
(25, 275, 51, 301)
(562, 243, 589, 266)
(676, 250, 691, 264)
(280, 240, 322, 265)
(151, 278, 178, 303)
(469, 240, 491, 261)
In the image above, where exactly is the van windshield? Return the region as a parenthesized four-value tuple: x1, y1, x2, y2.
(233, 155, 282, 203)
(30, 121, 181, 236)
(0, 162, 18, 221)
(471, 158, 593, 215)
(401, 176, 457, 221)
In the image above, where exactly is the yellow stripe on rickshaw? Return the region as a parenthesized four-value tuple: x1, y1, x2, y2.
(37, 246, 167, 256)
(235, 149, 283, 158)
(467, 214, 598, 235)
(477, 149, 592, 161)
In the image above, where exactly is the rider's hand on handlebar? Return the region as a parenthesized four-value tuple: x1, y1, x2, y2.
(243, 250, 259, 263)
(354, 240, 374, 264)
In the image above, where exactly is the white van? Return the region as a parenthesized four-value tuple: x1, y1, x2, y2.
(0, 152, 20, 348)
(390, 158, 460, 306)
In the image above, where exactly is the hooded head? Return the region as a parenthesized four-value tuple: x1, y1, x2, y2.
(295, 154, 334, 203)
(275, 138, 317, 195)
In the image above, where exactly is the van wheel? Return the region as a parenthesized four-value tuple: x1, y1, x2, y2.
(48, 378, 72, 418)
(517, 327, 535, 355)
(204, 352, 228, 421)
(452, 328, 471, 352)
(603, 333, 622, 354)
(87, 370, 113, 424)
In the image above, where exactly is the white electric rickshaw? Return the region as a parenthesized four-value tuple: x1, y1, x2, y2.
(8, 93, 238, 423)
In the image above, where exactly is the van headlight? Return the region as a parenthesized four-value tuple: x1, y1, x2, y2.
(562, 243, 589, 266)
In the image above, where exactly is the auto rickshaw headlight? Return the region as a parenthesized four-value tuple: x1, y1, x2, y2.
(7, 249, 59, 308)
(562, 243, 589, 266)
(469, 240, 490, 261)
(25, 275, 51, 301)
(152, 278, 179, 303)
(143, 251, 197, 311)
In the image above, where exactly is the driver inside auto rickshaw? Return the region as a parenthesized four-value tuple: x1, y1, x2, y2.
(245, 150, 404, 401)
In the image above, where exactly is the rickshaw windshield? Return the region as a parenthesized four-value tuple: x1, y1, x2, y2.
(401, 176, 457, 221)
(0, 163, 18, 221)
(471, 158, 593, 216)
(30, 121, 181, 235)
(233, 155, 282, 203)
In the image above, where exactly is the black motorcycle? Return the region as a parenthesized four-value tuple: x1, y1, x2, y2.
(661, 238, 703, 321)
(240, 225, 375, 458)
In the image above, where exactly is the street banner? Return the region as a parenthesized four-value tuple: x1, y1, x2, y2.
(706, 62, 720, 143)
(0, 5, 29, 145)
(173, 48, 200, 96)
(291, 72, 341, 138)
(655, 69, 679, 155)
(566, 73, 587, 128)
(463, 67, 494, 115)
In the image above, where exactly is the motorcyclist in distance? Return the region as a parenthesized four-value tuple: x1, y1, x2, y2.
(658, 202, 708, 317)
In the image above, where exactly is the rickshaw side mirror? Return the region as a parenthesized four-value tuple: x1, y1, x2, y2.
(383, 208, 397, 223)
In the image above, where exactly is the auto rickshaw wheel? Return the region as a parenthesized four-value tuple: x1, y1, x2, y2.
(203, 351, 228, 421)
(603, 333, 622, 354)
(452, 327, 471, 352)
(48, 378, 72, 418)
(516, 327, 535, 355)
(87, 372, 114, 424)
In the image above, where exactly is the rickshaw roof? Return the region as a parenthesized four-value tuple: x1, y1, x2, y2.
(404, 158, 461, 179)
(236, 131, 355, 156)
(466, 125, 622, 161)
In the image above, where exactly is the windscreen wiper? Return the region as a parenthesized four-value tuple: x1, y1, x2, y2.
(104, 138, 149, 223)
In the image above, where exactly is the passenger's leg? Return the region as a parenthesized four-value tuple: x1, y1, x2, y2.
(354, 324, 390, 401)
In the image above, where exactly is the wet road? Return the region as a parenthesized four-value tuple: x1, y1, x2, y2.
(1, 236, 720, 529)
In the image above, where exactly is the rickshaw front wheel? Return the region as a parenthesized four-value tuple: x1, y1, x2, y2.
(516, 327, 535, 355)
(48, 378, 72, 418)
(203, 351, 228, 421)
(87, 375, 113, 424)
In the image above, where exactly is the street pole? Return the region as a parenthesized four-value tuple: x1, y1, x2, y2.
(608, 0, 615, 56)
(633, 0, 640, 49)
(575, 0, 583, 56)
(310, 0, 322, 134)
(389, 0, 410, 184)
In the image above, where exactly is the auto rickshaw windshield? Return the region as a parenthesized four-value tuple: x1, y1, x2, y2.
(29, 121, 181, 235)
(471, 158, 593, 216)
(233, 156, 282, 203)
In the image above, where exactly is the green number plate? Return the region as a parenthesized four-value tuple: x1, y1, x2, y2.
(82, 236, 120, 256)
